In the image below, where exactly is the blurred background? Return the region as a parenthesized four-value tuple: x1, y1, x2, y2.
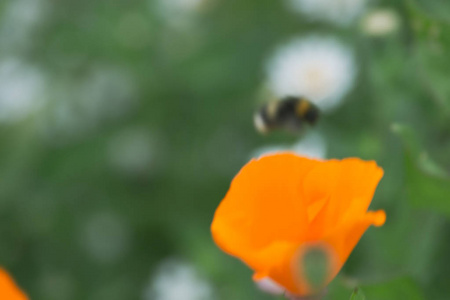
(0, 0, 449, 299)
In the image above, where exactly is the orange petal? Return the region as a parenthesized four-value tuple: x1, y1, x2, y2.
(251, 241, 300, 293)
(212, 153, 320, 258)
(323, 210, 386, 273)
(0, 268, 28, 300)
(211, 154, 385, 297)
(304, 159, 384, 239)
(333, 159, 384, 217)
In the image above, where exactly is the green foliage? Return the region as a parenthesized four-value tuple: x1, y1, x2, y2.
(393, 124, 450, 217)
(350, 288, 366, 300)
(363, 277, 424, 300)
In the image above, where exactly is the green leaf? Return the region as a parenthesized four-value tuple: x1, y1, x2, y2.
(363, 277, 424, 300)
(405, 0, 450, 115)
(350, 288, 366, 300)
(393, 124, 450, 217)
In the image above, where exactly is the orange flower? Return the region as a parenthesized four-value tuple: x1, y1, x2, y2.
(0, 268, 27, 300)
(211, 153, 385, 296)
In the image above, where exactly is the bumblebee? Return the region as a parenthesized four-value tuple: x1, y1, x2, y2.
(254, 96, 320, 133)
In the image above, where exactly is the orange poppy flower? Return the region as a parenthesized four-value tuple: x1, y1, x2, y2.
(211, 153, 385, 296)
(0, 268, 27, 300)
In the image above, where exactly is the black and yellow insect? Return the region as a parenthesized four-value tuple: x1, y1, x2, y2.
(254, 96, 320, 133)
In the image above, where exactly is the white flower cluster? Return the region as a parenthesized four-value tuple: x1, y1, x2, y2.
(0, 58, 47, 123)
(362, 9, 401, 36)
(266, 36, 356, 111)
(270, 1, 401, 116)
(40, 66, 137, 142)
(0, 0, 49, 51)
(144, 259, 215, 300)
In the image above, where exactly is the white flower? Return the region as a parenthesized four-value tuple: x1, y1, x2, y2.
(40, 65, 137, 142)
(266, 36, 356, 111)
(291, 133, 327, 159)
(144, 259, 215, 300)
(0, 58, 47, 123)
(286, 0, 367, 25)
(362, 9, 400, 36)
(250, 132, 327, 160)
(0, 0, 49, 51)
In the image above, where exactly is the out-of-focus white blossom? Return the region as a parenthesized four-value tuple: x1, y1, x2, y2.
(78, 67, 137, 120)
(266, 37, 356, 111)
(291, 133, 326, 159)
(362, 9, 400, 36)
(0, 0, 49, 51)
(40, 66, 137, 142)
(0, 58, 47, 123)
(144, 259, 215, 300)
(286, 0, 367, 25)
(250, 132, 327, 160)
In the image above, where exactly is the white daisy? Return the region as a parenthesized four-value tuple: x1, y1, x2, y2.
(266, 36, 356, 111)
(362, 9, 401, 36)
(144, 259, 215, 300)
(0, 58, 47, 123)
(286, 0, 367, 25)
(250, 132, 327, 160)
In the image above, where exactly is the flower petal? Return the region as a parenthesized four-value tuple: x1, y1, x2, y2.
(0, 268, 27, 300)
(211, 154, 385, 297)
(323, 210, 386, 274)
(212, 153, 320, 255)
(304, 158, 383, 239)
